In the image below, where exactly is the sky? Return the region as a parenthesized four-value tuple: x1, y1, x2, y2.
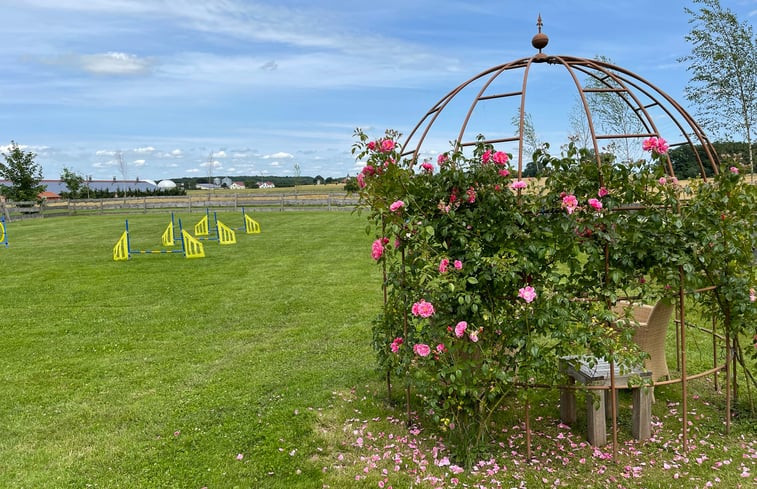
(0, 1, 755, 182)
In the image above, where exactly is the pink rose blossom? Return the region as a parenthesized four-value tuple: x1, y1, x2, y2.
(511, 180, 527, 190)
(371, 238, 385, 260)
(656, 137, 669, 154)
(588, 198, 603, 211)
(642, 136, 669, 155)
(468, 330, 479, 342)
(367, 141, 376, 151)
(436, 343, 446, 353)
(658, 177, 667, 185)
(498, 169, 510, 177)
(454, 321, 468, 338)
(481, 150, 492, 164)
(390, 337, 404, 353)
(493, 151, 509, 165)
(453, 260, 462, 270)
(562, 194, 578, 214)
(439, 258, 450, 274)
(413, 343, 431, 357)
(518, 286, 537, 303)
(598, 187, 609, 198)
(750, 288, 755, 302)
(421, 162, 434, 173)
(730, 166, 739, 174)
(357, 173, 366, 188)
(437, 153, 448, 165)
(389, 200, 405, 212)
(466, 186, 476, 203)
(236, 453, 244, 460)
(362, 165, 375, 176)
(380, 139, 395, 152)
(411, 299, 435, 318)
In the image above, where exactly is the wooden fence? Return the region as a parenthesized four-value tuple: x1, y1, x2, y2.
(0, 192, 359, 221)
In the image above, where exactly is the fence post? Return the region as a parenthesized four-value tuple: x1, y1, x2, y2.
(328, 194, 332, 211)
(100, 199, 104, 214)
(280, 194, 284, 212)
(144, 197, 147, 213)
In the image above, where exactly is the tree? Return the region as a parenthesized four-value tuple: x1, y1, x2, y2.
(512, 112, 543, 176)
(60, 167, 85, 198)
(0, 141, 46, 201)
(116, 151, 128, 180)
(584, 55, 645, 164)
(680, 0, 757, 181)
(567, 101, 593, 151)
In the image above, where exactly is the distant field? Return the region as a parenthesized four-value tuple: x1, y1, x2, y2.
(186, 183, 348, 197)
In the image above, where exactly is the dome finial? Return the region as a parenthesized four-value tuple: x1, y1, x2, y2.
(531, 14, 549, 53)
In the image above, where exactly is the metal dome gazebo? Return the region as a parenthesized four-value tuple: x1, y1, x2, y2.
(394, 17, 729, 461)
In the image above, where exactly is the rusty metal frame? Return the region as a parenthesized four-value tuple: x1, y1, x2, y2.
(394, 18, 726, 463)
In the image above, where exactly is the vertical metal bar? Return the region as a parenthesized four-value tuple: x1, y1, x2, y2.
(679, 268, 688, 451)
(713, 317, 719, 392)
(725, 329, 731, 434)
(525, 394, 532, 460)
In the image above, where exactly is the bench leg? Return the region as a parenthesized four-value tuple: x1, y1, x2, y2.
(560, 377, 576, 424)
(632, 386, 652, 440)
(586, 390, 607, 446)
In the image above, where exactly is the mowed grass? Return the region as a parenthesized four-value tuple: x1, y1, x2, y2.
(0, 211, 755, 488)
(0, 211, 382, 488)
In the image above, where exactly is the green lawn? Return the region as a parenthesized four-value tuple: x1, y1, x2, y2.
(0, 212, 754, 488)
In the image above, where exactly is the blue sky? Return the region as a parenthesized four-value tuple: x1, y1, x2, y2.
(1, 1, 755, 182)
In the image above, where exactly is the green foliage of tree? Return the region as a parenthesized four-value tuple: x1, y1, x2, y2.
(668, 141, 755, 179)
(680, 0, 757, 179)
(343, 177, 359, 193)
(0, 141, 46, 202)
(59, 167, 85, 199)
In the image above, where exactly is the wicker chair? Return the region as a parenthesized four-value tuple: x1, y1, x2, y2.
(614, 300, 675, 381)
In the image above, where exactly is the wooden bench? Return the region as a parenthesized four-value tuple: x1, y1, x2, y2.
(560, 357, 653, 446)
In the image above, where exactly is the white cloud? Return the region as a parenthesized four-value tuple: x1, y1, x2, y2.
(270, 161, 281, 167)
(214, 150, 227, 158)
(134, 146, 155, 153)
(75, 52, 153, 76)
(201, 159, 222, 169)
(171, 149, 183, 157)
(134, 159, 146, 166)
(95, 149, 116, 156)
(262, 151, 294, 159)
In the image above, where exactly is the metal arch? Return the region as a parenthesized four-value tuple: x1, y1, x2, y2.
(569, 56, 719, 178)
(399, 43, 720, 180)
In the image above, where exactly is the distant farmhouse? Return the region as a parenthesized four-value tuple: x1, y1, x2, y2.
(195, 183, 216, 190)
(257, 181, 275, 189)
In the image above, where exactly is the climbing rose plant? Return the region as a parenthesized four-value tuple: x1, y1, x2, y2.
(353, 129, 756, 464)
